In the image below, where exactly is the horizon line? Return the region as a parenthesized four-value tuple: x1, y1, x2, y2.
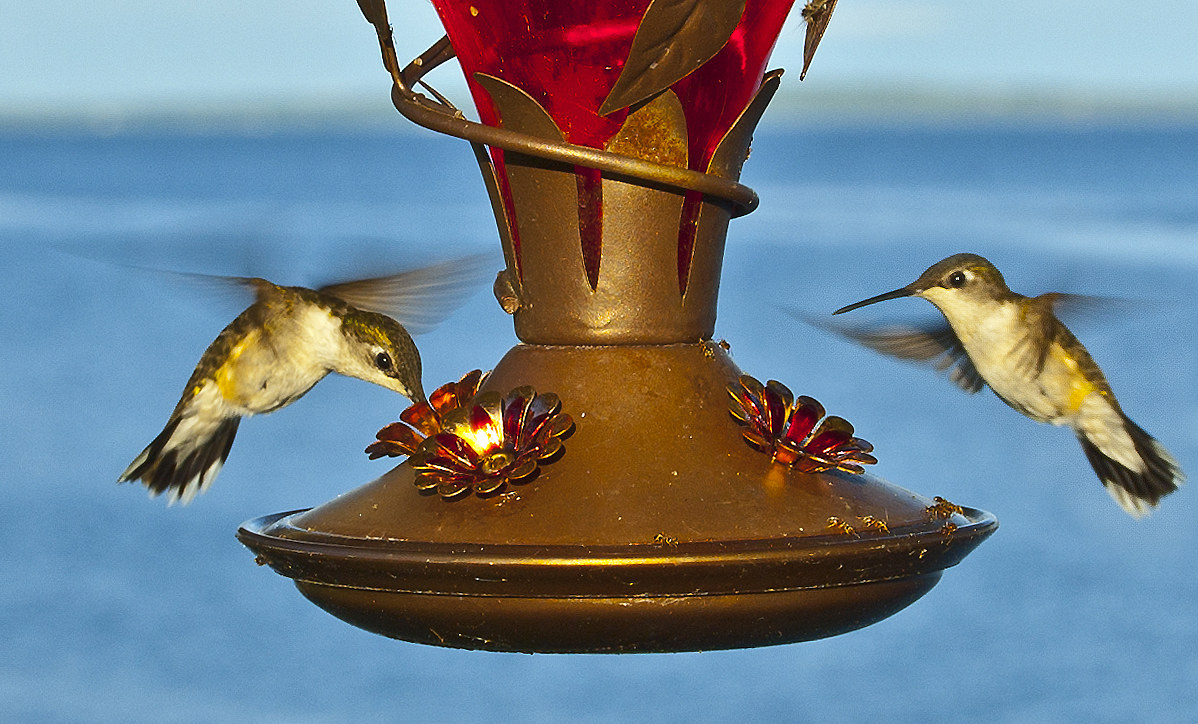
(4, 85, 1198, 133)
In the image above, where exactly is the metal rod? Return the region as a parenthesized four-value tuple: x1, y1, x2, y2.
(359, 4, 759, 217)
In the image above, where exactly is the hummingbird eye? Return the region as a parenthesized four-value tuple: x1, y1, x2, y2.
(374, 352, 393, 373)
(947, 271, 967, 288)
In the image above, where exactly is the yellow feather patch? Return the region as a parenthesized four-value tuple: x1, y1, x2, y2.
(1057, 350, 1097, 412)
(214, 329, 259, 400)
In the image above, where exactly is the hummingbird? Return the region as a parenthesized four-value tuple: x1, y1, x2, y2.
(828, 252, 1183, 517)
(118, 254, 491, 505)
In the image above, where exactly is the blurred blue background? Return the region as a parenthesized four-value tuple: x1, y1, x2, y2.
(3, 2, 1198, 722)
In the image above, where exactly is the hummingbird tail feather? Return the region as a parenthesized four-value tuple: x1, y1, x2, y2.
(118, 416, 240, 505)
(1076, 419, 1183, 518)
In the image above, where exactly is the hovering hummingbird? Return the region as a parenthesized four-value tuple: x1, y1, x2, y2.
(828, 253, 1183, 517)
(118, 254, 491, 505)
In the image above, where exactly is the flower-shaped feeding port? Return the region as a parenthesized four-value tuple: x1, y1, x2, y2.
(728, 374, 877, 473)
(367, 370, 574, 499)
(366, 369, 490, 460)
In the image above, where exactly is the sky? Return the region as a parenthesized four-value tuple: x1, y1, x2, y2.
(2, 1, 1197, 115)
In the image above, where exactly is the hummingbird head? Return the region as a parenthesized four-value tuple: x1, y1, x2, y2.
(834, 253, 1010, 316)
(336, 309, 426, 403)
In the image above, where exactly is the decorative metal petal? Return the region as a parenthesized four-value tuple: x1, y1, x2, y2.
(804, 416, 854, 456)
(457, 368, 487, 398)
(525, 391, 562, 425)
(742, 430, 771, 451)
(407, 449, 433, 468)
(474, 475, 508, 495)
(800, 0, 839, 81)
(765, 379, 794, 414)
(438, 481, 472, 499)
(413, 473, 441, 491)
(772, 444, 802, 466)
(737, 375, 766, 412)
(795, 457, 831, 474)
(536, 436, 563, 460)
(507, 458, 539, 481)
(426, 368, 486, 415)
(521, 392, 562, 442)
(370, 422, 425, 454)
(844, 438, 874, 454)
(727, 387, 752, 423)
(763, 380, 792, 437)
(428, 383, 458, 415)
(436, 404, 473, 442)
(469, 403, 495, 431)
(781, 395, 823, 447)
(521, 412, 553, 448)
(431, 432, 481, 467)
(550, 413, 574, 438)
(502, 389, 532, 446)
(365, 440, 411, 460)
(524, 415, 549, 445)
(400, 402, 441, 436)
(419, 468, 477, 487)
(415, 455, 472, 477)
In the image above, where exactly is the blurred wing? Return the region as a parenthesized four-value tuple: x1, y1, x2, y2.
(318, 253, 494, 335)
(146, 270, 274, 301)
(51, 245, 267, 309)
(1019, 292, 1130, 377)
(790, 309, 985, 394)
(1039, 292, 1145, 325)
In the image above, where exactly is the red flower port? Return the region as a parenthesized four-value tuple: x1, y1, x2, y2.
(367, 370, 574, 499)
(728, 374, 877, 474)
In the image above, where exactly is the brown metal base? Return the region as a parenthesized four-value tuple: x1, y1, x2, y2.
(238, 342, 996, 652)
(293, 572, 943, 653)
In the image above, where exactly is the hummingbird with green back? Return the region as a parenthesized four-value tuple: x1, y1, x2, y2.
(118, 254, 490, 505)
(828, 252, 1183, 517)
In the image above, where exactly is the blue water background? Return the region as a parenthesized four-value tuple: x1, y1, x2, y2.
(2, 121, 1197, 722)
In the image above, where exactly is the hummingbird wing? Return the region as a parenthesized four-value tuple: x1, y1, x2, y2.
(84, 253, 496, 335)
(790, 310, 985, 394)
(1004, 294, 1062, 379)
(1014, 293, 1113, 378)
(1037, 292, 1154, 334)
(317, 253, 493, 335)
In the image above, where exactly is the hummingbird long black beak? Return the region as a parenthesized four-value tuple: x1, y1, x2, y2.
(833, 286, 916, 315)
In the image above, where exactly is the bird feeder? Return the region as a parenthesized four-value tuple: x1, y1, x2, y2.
(237, 0, 996, 653)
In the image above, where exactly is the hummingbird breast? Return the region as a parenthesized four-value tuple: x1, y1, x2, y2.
(954, 301, 1095, 425)
(202, 299, 343, 416)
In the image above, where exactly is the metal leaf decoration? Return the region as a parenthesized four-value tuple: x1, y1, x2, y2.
(355, 0, 386, 26)
(800, 0, 839, 80)
(598, 0, 748, 116)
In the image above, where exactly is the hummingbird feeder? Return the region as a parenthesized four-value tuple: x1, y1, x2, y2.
(237, 0, 996, 652)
